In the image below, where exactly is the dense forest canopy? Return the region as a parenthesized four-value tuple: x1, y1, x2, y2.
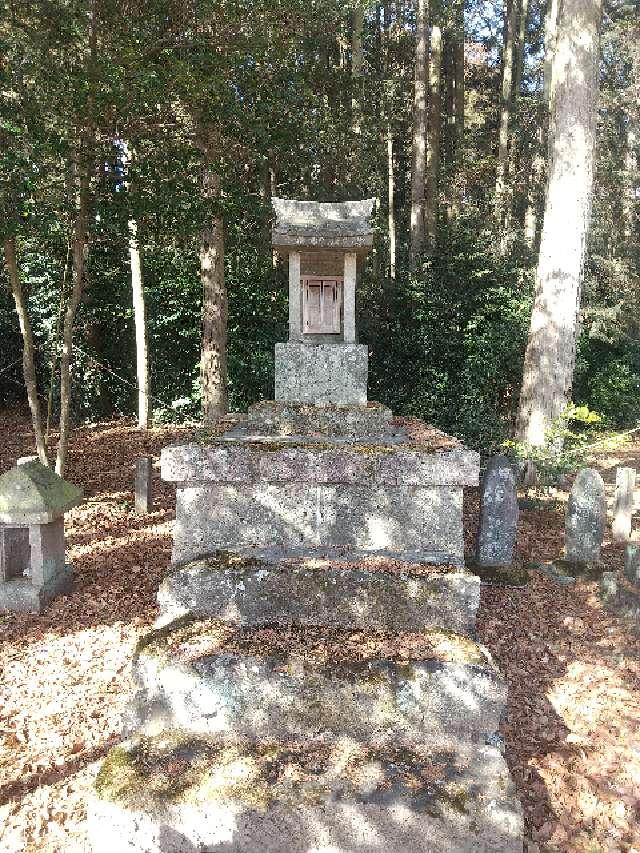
(1, 0, 638, 459)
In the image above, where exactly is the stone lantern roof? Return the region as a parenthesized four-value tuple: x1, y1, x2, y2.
(0, 460, 83, 525)
(272, 197, 375, 253)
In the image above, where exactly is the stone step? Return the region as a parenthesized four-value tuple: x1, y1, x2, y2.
(158, 551, 480, 635)
(246, 400, 395, 438)
(88, 734, 523, 853)
(125, 619, 506, 746)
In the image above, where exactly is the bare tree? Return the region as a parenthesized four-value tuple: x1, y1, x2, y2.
(516, 0, 603, 446)
(3, 237, 48, 464)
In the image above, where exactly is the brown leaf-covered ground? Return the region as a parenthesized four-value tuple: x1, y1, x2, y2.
(0, 409, 639, 852)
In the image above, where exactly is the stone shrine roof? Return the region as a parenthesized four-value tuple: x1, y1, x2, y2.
(0, 460, 83, 524)
(272, 197, 375, 252)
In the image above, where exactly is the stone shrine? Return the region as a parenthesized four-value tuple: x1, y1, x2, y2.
(0, 458, 82, 612)
(89, 199, 522, 853)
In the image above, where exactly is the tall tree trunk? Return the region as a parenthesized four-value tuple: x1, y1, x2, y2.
(55, 6, 97, 476)
(623, 32, 639, 245)
(3, 237, 48, 464)
(387, 126, 396, 279)
(128, 219, 150, 429)
(410, 0, 429, 264)
(516, 0, 602, 446)
(56, 159, 91, 476)
(494, 0, 519, 236)
(352, 5, 364, 135)
(524, 0, 557, 250)
(503, 0, 529, 245)
(425, 20, 442, 245)
(199, 136, 228, 423)
(451, 0, 465, 217)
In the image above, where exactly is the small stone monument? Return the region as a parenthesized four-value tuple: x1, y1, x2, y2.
(135, 456, 153, 514)
(624, 542, 640, 585)
(0, 459, 82, 612)
(564, 468, 606, 570)
(612, 467, 636, 543)
(473, 455, 523, 585)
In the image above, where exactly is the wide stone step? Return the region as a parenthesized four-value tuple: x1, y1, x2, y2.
(88, 734, 523, 853)
(125, 619, 506, 746)
(158, 551, 480, 635)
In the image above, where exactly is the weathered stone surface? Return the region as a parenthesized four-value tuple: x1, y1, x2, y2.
(161, 437, 481, 487)
(565, 468, 606, 564)
(476, 456, 519, 568)
(601, 572, 640, 631)
(172, 483, 466, 565)
(0, 460, 82, 524)
(162, 434, 479, 566)
(612, 467, 636, 543)
(126, 619, 505, 745)
(272, 197, 375, 252)
(135, 456, 153, 514)
(275, 343, 368, 405)
(0, 564, 72, 613)
(157, 553, 480, 634)
(247, 400, 394, 438)
(89, 736, 523, 853)
(624, 543, 640, 585)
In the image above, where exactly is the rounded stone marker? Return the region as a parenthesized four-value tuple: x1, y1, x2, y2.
(565, 468, 606, 565)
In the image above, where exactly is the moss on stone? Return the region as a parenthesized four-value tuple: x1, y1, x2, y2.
(553, 558, 602, 579)
(95, 735, 482, 814)
(466, 561, 529, 588)
(137, 617, 486, 667)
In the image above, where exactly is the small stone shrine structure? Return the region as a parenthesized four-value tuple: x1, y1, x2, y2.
(0, 458, 82, 612)
(564, 467, 606, 570)
(89, 199, 522, 853)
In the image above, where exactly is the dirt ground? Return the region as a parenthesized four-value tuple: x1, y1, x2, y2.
(0, 410, 639, 853)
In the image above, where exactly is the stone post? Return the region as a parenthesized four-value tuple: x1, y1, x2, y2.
(624, 542, 640, 585)
(565, 468, 606, 566)
(612, 466, 636, 543)
(135, 456, 153, 514)
(475, 455, 519, 567)
(288, 251, 301, 341)
(343, 252, 357, 343)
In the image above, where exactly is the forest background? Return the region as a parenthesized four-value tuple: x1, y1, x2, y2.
(1, 0, 639, 462)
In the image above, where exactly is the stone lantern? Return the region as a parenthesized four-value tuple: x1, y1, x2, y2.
(0, 458, 82, 612)
(271, 197, 375, 405)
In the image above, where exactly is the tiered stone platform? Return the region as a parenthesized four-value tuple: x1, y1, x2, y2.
(88, 196, 521, 852)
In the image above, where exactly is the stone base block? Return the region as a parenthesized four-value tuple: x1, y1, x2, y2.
(0, 564, 72, 613)
(158, 553, 480, 635)
(89, 736, 523, 853)
(275, 343, 368, 404)
(247, 400, 394, 438)
(174, 482, 465, 565)
(126, 618, 505, 745)
(162, 433, 479, 567)
(601, 572, 640, 631)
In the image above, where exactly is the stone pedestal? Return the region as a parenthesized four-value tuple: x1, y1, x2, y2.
(161, 431, 480, 567)
(275, 342, 368, 405)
